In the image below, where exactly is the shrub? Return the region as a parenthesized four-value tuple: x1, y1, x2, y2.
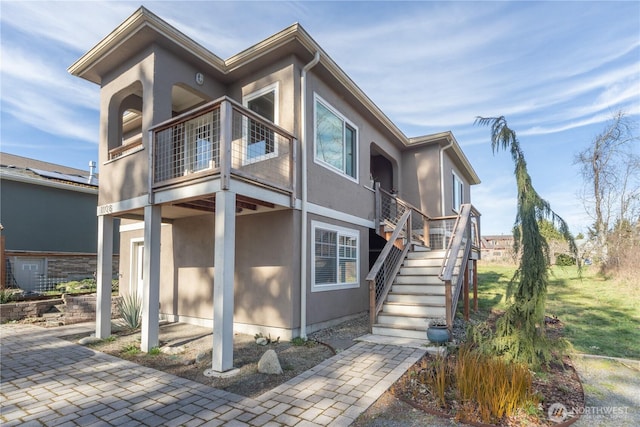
(117, 292, 142, 330)
(0, 289, 14, 304)
(290, 337, 307, 346)
(455, 344, 535, 424)
(425, 352, 450, 408)
(555, 253, 576, 266)
(56, 278, 97, 293)
(122, 343, 141, 355)
(290, 336, 316, 348)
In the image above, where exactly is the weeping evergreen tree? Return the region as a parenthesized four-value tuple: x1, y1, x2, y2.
(475, 116, 578, 367)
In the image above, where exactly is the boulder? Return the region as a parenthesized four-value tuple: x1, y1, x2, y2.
(161, 345, 185, 355)
(256, 337, 268, 346)
(78, 336, 102, 345)
(257, 349, 283, 375)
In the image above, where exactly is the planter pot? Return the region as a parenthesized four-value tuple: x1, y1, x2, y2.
(427, 326, 450, 344)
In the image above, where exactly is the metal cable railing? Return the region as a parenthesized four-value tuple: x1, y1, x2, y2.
(438, 204, 479, 329)
(151, 97, 295, 195)
(367, 209, 412, 328)
(378, 188, 432, 247)
(372, 185, 482, 330)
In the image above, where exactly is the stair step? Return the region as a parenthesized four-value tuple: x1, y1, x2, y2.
(391, 284, 445, 295)
(406, 250, 446, 260)
(387, 293, 446, 305)
(372, 324, 428, 340)
(403, 258, 442, 268)
(42, 312, 64, 319)
(377, 313, 442, 328)
(399, 266, 441, 275)
(382, 302, 446, 316)
(394, 275, 443, 285)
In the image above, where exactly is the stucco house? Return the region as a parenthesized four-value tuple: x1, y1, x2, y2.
(69, 7, 481, 374)
(0, 153, 119, 291)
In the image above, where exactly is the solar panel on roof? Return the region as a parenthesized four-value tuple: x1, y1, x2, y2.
(28, 168, 98, 186)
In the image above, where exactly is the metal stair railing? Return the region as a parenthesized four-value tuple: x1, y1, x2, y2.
(438, 203, 474, 330)
(376, 185, 432, 247)
(366, 209, 412, 330)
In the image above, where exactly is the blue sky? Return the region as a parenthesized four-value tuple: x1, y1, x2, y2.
(1, 1, 639, 235)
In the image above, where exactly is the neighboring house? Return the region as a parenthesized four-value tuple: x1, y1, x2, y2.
(0, 153, 119, 291)
(69, 7, 481, 373)
(481, 235, 516, 263)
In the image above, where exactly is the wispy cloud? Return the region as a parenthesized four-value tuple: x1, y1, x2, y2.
(0, 1, 135, 52)
(0, 0, 637, 232)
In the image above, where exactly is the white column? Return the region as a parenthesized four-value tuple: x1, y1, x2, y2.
(212, 190, 236, 372)
(96, 215, 113, 339)
(141, 205, 161, 352)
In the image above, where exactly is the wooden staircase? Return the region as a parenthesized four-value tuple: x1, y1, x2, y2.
(372, 247, 462, 341)
(367, 187, 480, 343)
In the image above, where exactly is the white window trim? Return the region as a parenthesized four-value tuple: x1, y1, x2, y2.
(242, 82, 279, 165)
(313, 94, 359, 183)
(311, 220, 360, 292)
(129, 238, 144, 298)
(452, 171, 464, 213)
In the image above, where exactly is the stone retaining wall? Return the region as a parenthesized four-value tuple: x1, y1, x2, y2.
(63, 295, 121, 325)
(0, 295, 122, 324)
(0, 298, 64, 322)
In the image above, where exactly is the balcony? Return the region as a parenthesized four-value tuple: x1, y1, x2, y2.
(150, 97, 296, 205)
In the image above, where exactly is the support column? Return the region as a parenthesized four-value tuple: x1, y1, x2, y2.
(96, 215, 113, 339)
(463, 261, 470, 321)
(141, 205, 161, 352)
(473, 260, 478, 312)
(212, 190, 236, 373)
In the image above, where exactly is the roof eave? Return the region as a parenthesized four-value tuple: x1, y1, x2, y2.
(68, 6, 225, 84)
(68, 7, 477, 184)
(408, 131, 481, 185)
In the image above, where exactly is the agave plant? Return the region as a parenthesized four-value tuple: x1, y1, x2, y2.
(117, 292, 142, 330)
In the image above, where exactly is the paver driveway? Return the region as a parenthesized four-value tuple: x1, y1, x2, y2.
(0, 324, 425, 426)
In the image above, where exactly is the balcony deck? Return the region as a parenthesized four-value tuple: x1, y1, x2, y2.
(148, 97, 296, 214)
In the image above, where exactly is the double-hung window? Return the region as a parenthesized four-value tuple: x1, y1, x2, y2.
(452, 172, 464, 212)
(314, 95, 358, 180)
(312, 221, 359, 292)
(243, 83, 278, 164)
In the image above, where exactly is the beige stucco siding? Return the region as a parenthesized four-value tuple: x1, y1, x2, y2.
(119, 209, 300, 329)
(98, 45, 227, 206)
(98, 50, 155, 205)
(401, 144, 442, 217)
(303, 73, 396, 222)
(234, 210, 298, 329)
(442, 154, 472, 215)
(305, 214, 370, 327)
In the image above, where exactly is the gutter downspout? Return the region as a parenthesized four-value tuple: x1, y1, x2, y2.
(300, 51, 320, 339)
(440, 139, 454, 216)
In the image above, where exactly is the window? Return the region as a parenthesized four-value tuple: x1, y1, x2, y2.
(312, 221, 359, 292)
(243, 84, 278, 163)
(453, 172, 464, 212)
(187, 122, 213, 172)
(178, 110, 218, 175)
(314, 95, 358, 180)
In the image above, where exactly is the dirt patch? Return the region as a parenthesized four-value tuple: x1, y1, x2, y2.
(60, 314, 370, 398)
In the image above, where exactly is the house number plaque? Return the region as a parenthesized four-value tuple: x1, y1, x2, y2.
(98, 204, 113, 215)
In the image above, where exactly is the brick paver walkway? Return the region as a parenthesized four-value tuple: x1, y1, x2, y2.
(0, 324, 425, 426)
